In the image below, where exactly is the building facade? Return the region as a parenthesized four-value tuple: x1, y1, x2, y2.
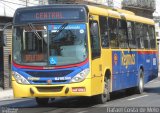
(122, 0, 156, 19)
(47, 0, 115, 7)
(0, 17, 12, 89)
(154, 17, 160, 63)
(0, 0, 39, 89)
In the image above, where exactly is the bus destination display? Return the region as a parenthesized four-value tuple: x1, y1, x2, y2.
(14, 7, 86, 24)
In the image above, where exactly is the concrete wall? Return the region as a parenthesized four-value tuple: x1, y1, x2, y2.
(122, 0, 156, 18)
(122, 0, 155, 10)
(47, 0, 121, 7)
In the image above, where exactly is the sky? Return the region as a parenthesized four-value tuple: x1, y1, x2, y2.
(0, 0, 38, 17)
(113, 0, 122, 8)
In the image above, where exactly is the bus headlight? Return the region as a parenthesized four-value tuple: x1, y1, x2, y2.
(70, 68, 89, 83)
(13, 71, 30, 84)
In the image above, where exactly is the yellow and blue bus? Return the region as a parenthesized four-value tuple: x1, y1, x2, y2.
(12, 4, 158, 105)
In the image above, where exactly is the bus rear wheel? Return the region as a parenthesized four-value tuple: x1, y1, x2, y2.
(96, 77, 110, 104)
(35, 97, 49, 106)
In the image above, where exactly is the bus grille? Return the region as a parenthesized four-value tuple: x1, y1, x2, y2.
(36, 86, 63, 92)
(25, 70, 73, 78)
(32, 80, 67, 83)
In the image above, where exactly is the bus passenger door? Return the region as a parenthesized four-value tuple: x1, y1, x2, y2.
(89, 19, 102, 95)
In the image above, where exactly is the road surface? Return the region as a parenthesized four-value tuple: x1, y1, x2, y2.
(0, 78, 160, 113)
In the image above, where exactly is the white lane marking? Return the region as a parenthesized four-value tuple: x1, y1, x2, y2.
(94, 104, 113, 107)
(148, 81, 160, 84)
(127, 95, 148, 101)
(77, 111, 88, 113)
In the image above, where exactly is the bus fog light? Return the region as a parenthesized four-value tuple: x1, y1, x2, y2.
(13, 71, 30, 84)
(70, 68, 89, 83)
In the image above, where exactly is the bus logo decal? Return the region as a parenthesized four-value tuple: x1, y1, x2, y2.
(80, 29, 84, 34)
(47, 79, 52, 84)
(121, 52, 135, 69)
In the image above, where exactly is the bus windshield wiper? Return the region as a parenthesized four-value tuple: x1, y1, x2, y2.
(28, 23, 42, 40)
(52, 22, 68, 39)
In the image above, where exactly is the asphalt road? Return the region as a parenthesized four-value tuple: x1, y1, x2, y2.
(0, 77, 160, 113)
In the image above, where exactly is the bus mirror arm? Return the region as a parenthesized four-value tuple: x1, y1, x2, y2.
(2, 22, 13, 46)
(129, 47, 132, 51)
(125, 27, 130, 50)
(89, 15, 94, 20)
(127, 39, 131, 51)
(2, 32, 7, 46)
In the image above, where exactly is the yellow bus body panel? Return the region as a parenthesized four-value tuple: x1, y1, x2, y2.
(12, 78, 92, 98)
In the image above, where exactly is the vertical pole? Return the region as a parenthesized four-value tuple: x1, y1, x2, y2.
(26, 0, 28, 6)
(108, 0, 110, 6)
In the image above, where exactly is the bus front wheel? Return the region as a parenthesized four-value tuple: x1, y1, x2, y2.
(136, 69, 144, 94)
(35, 97, 49, 106)
(96, 77, 110, 104)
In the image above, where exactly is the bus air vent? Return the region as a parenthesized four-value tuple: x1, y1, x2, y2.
(25, 70, 73, 77)
(36, 86, 63, 92)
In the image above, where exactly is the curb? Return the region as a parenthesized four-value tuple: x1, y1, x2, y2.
(0, 89, 13, 101)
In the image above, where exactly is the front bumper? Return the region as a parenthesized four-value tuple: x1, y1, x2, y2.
(12, 78, 91, 98)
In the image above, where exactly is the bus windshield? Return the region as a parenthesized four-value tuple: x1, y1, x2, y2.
(13, 23, 88, 66)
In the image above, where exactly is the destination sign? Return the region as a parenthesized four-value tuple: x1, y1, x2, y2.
(35, 12, 63, 20)
(14, 6, 87, 24)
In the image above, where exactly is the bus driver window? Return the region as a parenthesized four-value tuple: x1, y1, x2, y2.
(89, 21, 101, 59)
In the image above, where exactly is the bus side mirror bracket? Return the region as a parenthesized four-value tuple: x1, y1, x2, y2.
(2, 22, 13, 46)
(2, 32, 7, 46)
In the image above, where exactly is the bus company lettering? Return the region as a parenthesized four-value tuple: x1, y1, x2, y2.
(35, 12, 63, 20)
(121, 52, 135, 68)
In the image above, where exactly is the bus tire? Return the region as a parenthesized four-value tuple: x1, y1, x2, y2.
(96, 77, 110, 104)
(35, 97, 49, 106)
(136, 69, 144, 94)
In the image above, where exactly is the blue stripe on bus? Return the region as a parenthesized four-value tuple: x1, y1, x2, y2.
(112, 51, 158, 91)
(12, 62, 89, 85)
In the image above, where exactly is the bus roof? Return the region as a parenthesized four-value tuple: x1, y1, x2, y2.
(87, 5, 155, 25)
(13, 4, 88, 24)
(13, 4, 155, 25)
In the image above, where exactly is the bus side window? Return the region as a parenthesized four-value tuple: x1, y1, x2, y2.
(127, 22, 136, 48)
(149, 25, 156, 49)
(90, 21, 101, 59)
(108, 18, 119, 48)
(143, 24, 150, 49)
(118, 19, 128, 48)
(99, 16, 109, 48)
(135, 23, 144, 49)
